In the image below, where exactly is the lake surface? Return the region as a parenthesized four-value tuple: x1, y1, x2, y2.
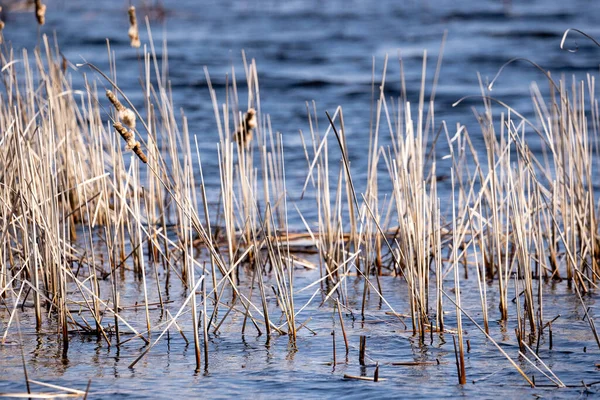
(1, 0, 600, 398)
(2, 266, 600, 399)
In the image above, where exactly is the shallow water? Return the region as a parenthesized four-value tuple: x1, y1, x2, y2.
(2, 0, 600, 398)
(2, 266, 600, 398)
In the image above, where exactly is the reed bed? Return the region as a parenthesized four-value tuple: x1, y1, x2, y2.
(0, 10, 599, 395)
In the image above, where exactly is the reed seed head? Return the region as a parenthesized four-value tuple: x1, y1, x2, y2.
(113, 122, 147, 163)
(35, 0, 46, 25)
(119, 108, 137, 130)
(106, 90, 125, 112)
(128, 6, 141, 48)
(245, 108, 257, 130)
(106, 89, 137, 129)
(234, 108, 257, 149)
(113, 121, 134, 143)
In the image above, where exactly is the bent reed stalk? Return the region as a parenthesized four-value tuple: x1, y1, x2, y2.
(0, 20, 598, 391)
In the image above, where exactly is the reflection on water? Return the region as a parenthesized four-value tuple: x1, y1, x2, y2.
(2, 268, 600, 398)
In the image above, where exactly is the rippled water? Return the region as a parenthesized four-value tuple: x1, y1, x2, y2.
(6, 0, 598, 194)
(2, 267, 600, 398)
(2, 0, 600, 398)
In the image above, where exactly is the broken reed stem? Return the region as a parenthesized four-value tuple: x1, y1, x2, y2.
(443, 289, 534, 387)
(343, 374, 386, 382)
(452, 335, 463, 384)
(359, 335, 366, 366)
(331, 330, 336, 367)
(336, 299, 349, 355)
(203, 265, 210, 371)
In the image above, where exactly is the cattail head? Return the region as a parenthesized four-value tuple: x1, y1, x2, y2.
(114, 122, 147, 163)
(35, 0, 46, 25)
(119, 108, 136, 130)
(113, 121, 134, 143)
(245, 108, 257, 130)
(106, 90, 125, 112)
(234, 108, 257, 149)
(106, 89, 136, 129)
(128, 6, 141, 48)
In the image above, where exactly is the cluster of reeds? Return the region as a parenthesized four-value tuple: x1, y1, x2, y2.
(0, 8, 599, 394)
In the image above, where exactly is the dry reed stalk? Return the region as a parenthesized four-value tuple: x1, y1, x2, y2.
(336, 299, 349, 355)
(519, 341, 565, 387)
(472, 204, 489, 333)
(343, 374, 386, 382)
(202, 264, 209, 370)
(194, 137, 220, 321)
(184, 189, 202, 370)
(443, 290, 534, 386)
(434, 197, 444, 332)
(331, 330, 336, 367)
(133, 166, 152, 333)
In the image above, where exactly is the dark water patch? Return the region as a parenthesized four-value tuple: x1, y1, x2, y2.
(488, 30, 561, 40)
(273, 51, 329, 65)
(443, 10, 512, 23)
(288, 78, 337, 89)
(512, 11, 577, 22)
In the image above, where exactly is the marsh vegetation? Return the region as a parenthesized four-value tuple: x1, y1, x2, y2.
(1, 2, 600, 398)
